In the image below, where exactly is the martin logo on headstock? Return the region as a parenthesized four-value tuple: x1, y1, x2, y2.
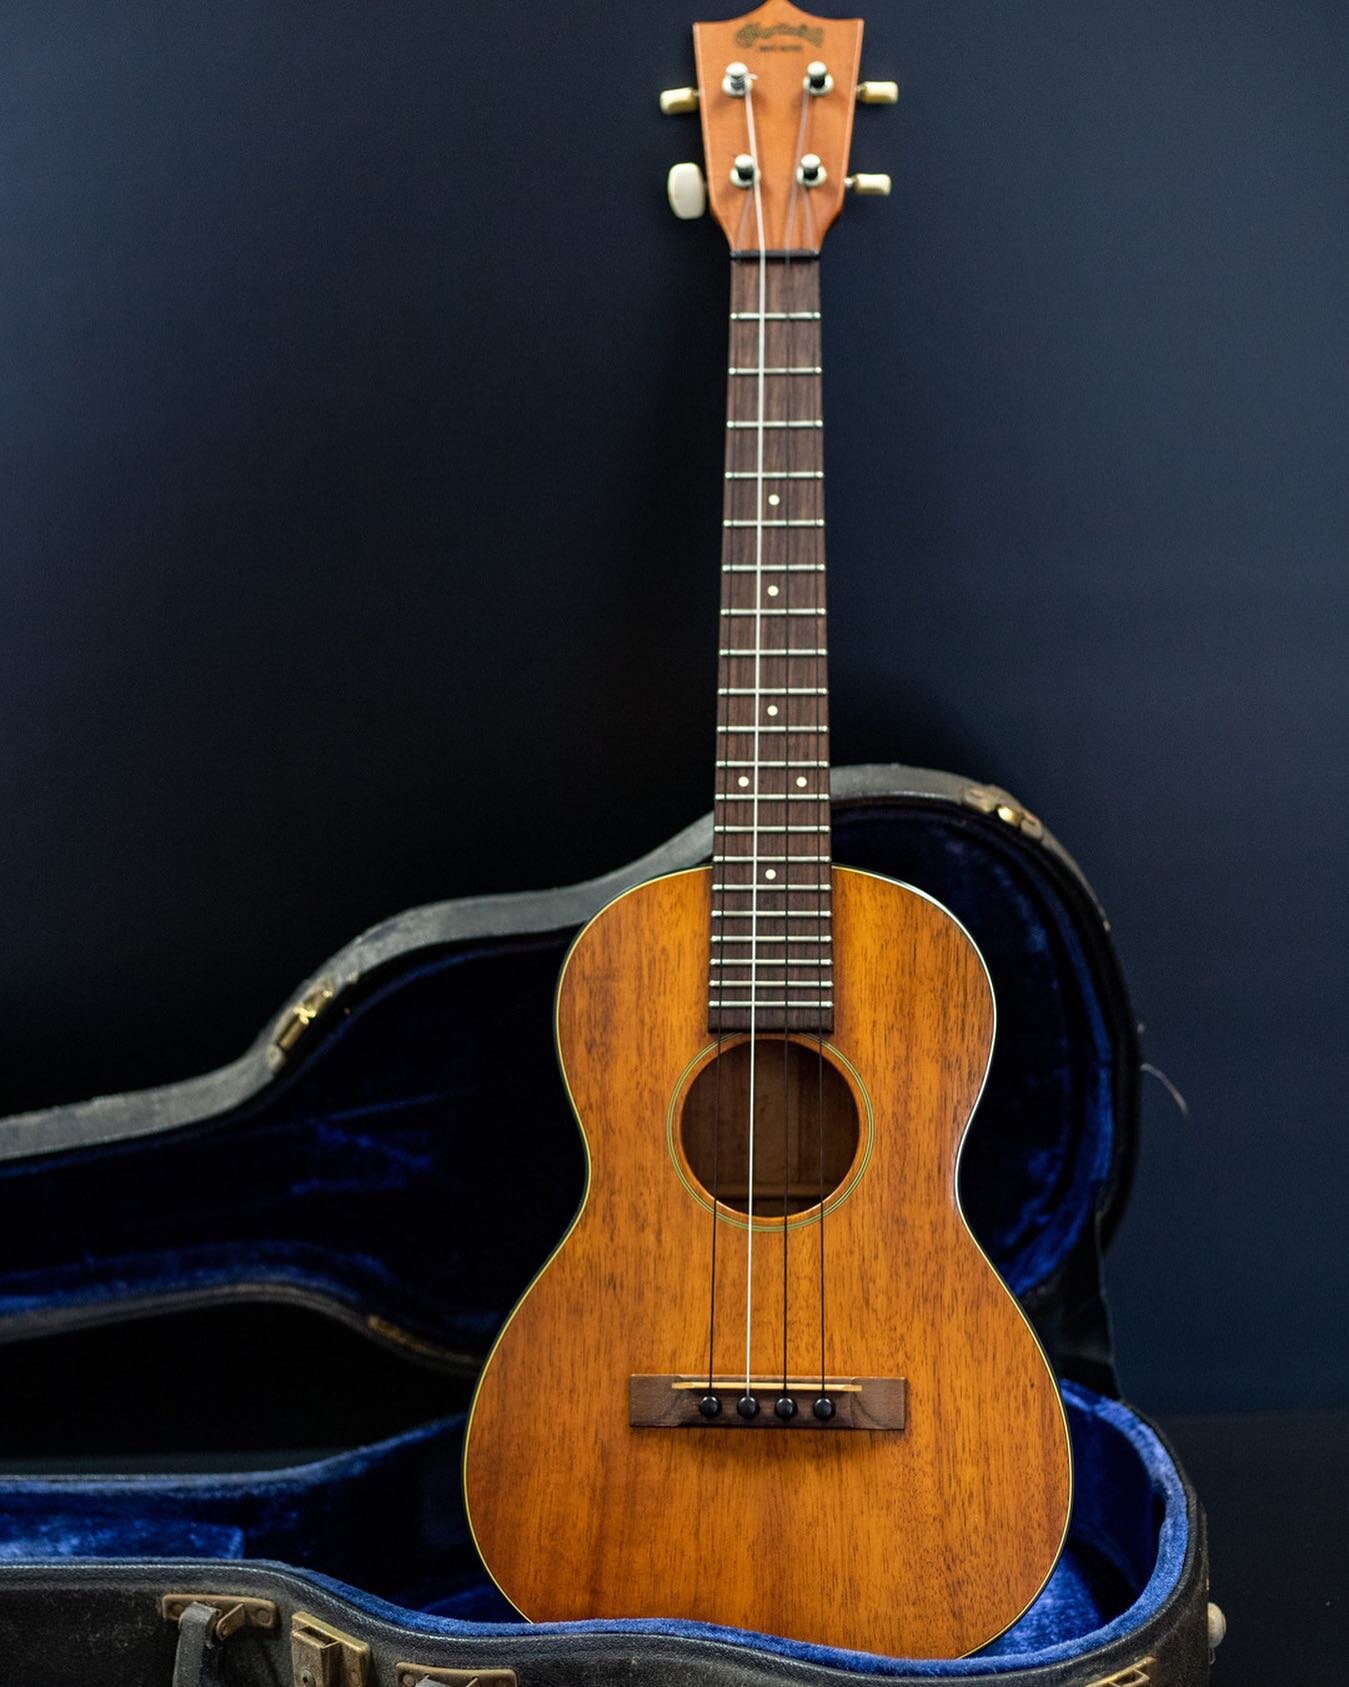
(736, 20, 825, 48)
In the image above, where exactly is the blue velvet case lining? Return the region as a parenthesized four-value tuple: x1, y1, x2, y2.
(0, 811, 1121, 1349)
(0, 1385, 1187, 1672)
(0, 805, 1169, 1670)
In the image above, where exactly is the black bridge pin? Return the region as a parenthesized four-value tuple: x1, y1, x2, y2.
(698, 1393, 722, 1419)
(774, 1394, 798, 1420)
(736, 1393, 760, 1419)
(812, 1395, 836, 1421)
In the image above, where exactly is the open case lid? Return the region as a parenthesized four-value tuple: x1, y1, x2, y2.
(0, 764, 1138, 1393)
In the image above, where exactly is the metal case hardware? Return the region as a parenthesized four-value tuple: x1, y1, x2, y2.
(1085, 1661, 1155, 1687)
(291, 1611, 369, 1687)
(962, 783, 1045, 839)
(270, 978, 338, 1064)
(161, 1592, 278, 1639)
(395, 1668, 518, 1687)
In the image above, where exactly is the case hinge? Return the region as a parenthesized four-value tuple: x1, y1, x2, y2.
(161, 1592, 279, 1640)
(1085, 1661, 1156, 1687)
(270, 978, 339, 1066)
(395, 1669, 518, 1687)
(291, 1611, 369, 1687)
(962, 783, 1045, 840)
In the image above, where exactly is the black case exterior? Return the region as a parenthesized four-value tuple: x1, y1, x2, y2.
(0, 766, 1214, 1686)
(0, 1499, 1211, 1687)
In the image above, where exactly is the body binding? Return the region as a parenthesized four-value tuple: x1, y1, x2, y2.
(463, 864, 1071, 1659)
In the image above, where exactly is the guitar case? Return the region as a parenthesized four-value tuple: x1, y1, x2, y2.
(0, 764, 1217, 1685)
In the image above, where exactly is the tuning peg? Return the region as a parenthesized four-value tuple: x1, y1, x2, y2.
(667, 162, 707, 220)
(846, 172, 893, 196)
(857, 80, 900, 105)
(659, 87, 700, 115)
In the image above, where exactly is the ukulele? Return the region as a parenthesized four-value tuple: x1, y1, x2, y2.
(463, 1, 1071, 1659)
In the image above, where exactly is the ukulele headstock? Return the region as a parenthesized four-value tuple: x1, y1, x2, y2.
(662, 1, 896, 253)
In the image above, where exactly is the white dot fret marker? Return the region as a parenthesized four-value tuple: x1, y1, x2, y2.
(796, 775, 808, 788)
(767, 585, 779, 598)
(766, 704, 779, 717)
(767, 493, 780, 507)
(764, 868, 777, 880)
(737, 775, 750, 788)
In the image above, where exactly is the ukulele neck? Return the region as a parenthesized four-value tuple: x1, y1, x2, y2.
(710, 255, 833, 1039)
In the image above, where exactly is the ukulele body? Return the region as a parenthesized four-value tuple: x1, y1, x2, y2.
(463, 864, 1071, 1660)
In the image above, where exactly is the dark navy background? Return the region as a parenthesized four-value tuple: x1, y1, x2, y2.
(0, 1, 1345, 1419)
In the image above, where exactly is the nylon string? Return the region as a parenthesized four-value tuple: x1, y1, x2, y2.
(740, 73, 768, 1397)
(778, 89, 813, 1395)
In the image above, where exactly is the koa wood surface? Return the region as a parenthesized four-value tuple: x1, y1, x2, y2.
(463, 866, 1072, 1659)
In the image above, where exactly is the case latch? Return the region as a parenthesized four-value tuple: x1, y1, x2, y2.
(395, 1669, 518, 1687)
(962, 783, 1045, 840)
(161, 1592, 279, 1639)
(162, 1595, 280, 1687)
(1085, 1661, 1155, 1687)
(291, 1611, 369, 1687)
(269, 978, 338, 1066)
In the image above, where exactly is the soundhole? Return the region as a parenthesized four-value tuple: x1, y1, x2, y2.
(679, 1039, 860, 1218)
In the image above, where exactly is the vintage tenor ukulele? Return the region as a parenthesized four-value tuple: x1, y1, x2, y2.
(464, 2, 1071, 1659)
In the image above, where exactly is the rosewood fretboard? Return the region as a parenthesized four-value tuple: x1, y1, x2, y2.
(710, 256, 832, 1037)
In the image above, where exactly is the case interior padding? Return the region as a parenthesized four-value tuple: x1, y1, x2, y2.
(0, 802, 1158, 1671)
(0, 1384, 1187, 1673)
(0, 810, 1118, 1353)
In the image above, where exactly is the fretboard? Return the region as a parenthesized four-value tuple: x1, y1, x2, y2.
(710, 257, 832, 1037)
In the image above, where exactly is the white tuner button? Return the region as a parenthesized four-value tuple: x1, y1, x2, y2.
(857, 80, 900, 105)
(846, 172, 893, 196)
(659, 87, 700, 115)
(667, 162, 707, 220)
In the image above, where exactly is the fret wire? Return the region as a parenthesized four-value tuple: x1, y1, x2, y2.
(711, 935, 830, 943)
(711, 908, 832, 917)
(712, 851, 829, 858)
(714, 877, 833, 890)
(711, 991, 826, 1005)
(713, 256, 830, 1035)
(712, 960, 831, 968)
